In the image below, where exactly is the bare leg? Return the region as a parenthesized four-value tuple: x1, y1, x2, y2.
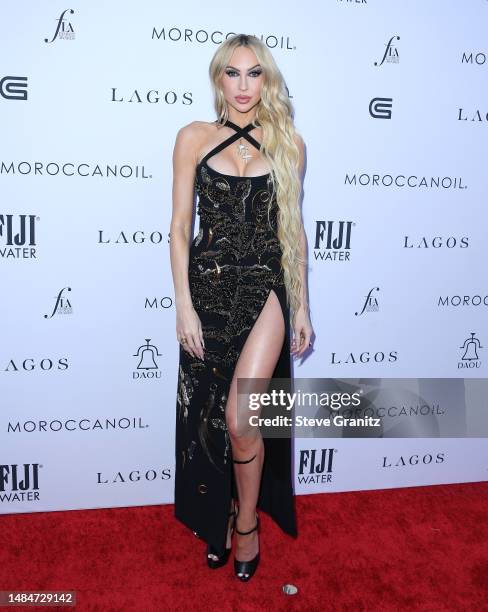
(225, 289, 285, 563)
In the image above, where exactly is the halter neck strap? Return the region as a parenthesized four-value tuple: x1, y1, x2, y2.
(200, 119, 262, 165)
(224, 119, 260, 133)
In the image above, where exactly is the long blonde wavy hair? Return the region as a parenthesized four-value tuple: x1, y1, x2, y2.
(208, 33, 306, 319)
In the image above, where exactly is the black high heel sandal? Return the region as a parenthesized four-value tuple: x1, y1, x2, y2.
(232, 452, 260, 582)
(206, 505, 237, 569)
(234, 510, 260, 582)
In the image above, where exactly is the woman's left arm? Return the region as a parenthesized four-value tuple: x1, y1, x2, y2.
(291, 133, 314, 358)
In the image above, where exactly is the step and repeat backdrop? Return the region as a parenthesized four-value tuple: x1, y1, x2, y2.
(1, 1, 487, 514)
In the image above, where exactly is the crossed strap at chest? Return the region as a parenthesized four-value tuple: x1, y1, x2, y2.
(201, 120, 262, 165)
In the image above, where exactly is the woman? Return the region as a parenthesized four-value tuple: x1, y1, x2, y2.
(170, 33, 313, 582)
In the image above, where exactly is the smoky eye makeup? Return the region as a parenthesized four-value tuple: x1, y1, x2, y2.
(225, 66, 263, 77)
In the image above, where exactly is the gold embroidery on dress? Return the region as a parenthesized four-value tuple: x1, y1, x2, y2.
(181, 125, 286, 473)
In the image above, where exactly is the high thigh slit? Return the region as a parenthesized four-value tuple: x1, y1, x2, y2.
(174, 119, 297, 557)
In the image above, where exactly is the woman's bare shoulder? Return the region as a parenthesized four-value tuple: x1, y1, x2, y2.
(174, 121, 218, 165)
(173, 121, 218, 168)
(177, 120, 217, 139)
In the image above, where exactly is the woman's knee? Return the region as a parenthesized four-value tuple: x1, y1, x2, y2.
(226, 410, 255, 440)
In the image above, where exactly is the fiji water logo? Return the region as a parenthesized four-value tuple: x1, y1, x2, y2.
(313, 220, 355, 262)
(0, 214, 39, 259)
(133, 338, 162, 379)
(44, 9, 75, 43)
(0, 463, 41, 503)
(297, 448, 336, 484)
(458, 333, 483, 369)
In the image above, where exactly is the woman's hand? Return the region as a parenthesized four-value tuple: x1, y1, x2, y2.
(291, 304, 314, 358)
(176, 303, 205, 360)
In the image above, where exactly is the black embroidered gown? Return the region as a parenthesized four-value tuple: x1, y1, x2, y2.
(174, 119, 297, 557)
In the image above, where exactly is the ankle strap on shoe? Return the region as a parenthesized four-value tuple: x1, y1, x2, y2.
(232, 453, 257, 464)
(235, 515, 259, 536)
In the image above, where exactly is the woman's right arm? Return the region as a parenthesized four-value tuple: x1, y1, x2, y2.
(169, 123, 205, 361)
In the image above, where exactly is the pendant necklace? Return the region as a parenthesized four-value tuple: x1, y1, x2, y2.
(237, 138, 253, 164)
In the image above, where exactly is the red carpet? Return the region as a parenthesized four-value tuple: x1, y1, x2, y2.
(1, 482, 487, 611)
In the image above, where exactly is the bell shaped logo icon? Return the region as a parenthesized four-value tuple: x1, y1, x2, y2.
(460, 332, 482, 361)
(133, 338, 161, 370)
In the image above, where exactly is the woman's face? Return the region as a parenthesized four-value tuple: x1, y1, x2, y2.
(220, 46, 264, 115)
